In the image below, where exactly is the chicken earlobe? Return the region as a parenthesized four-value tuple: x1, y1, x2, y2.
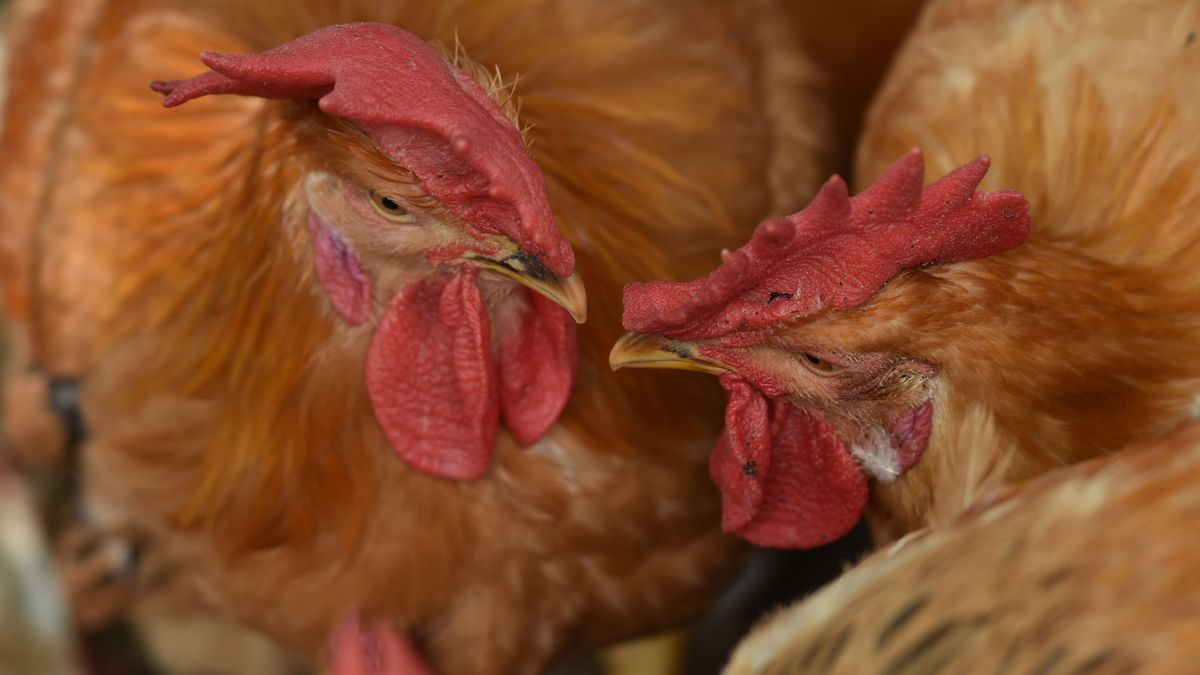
(309, 211, 372, 325)
(714, 373, 867, 548)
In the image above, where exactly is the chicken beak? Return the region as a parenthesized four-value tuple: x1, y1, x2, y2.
(467, 243, 587, 324)
(609, 332, 728, 374)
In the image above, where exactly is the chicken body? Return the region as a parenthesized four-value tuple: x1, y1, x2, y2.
(0, 0, 834, 672)
(853, 0, 1200, 541)
(612, 0, 1200, 549)
(722, 420, 1200, 675)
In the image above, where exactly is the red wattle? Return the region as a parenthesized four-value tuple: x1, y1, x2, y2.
(713, 374, 868, 549)
(496, 290, 578, 446)
(366, 270, 498, 481)
(710, 374, 770, 532)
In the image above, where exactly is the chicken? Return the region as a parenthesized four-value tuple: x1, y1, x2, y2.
(0, 0, 835, 672)
(610, 0, 1200, 547)
(721, 420, 1200, 674)
(0, 462, 79, 675)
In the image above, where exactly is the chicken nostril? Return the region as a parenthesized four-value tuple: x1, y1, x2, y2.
(662, 342, 692, 358)
(502, 252, 552, 281)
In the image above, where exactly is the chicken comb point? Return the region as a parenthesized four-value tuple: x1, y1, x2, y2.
(150, 22, 573, 276)
(805, 174, 852, 221)
(622, 150, 1032, 340)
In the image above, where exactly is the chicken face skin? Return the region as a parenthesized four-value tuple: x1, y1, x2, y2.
(304, 169, 586, 326)
(303, 169, 581, 323)
(708, 340, 938, 476)
(615, 331, 940, 478)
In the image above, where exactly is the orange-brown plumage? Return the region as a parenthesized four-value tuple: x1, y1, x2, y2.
(1, 0, 835, 672)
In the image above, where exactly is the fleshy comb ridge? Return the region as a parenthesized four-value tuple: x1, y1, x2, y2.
(622, 149, 1031, 339)
(150, 22, 573, 276)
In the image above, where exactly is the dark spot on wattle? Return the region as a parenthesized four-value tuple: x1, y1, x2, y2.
(743, 461, 757, 477)
(767, 291, 794, 303)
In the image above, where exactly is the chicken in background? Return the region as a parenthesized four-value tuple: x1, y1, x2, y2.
(722, 419, 1200, 674)
(0, 461, 79, 675)
(611, 0, 1200, 548)
(0, 0, 836, 672)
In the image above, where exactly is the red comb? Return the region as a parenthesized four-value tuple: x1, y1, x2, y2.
(150, 22, 573, 277)
(622, 150, 1031, 339)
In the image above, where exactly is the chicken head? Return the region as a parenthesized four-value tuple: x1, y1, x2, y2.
(151, 23, 586, 481)
(611, 150, 1031, 547)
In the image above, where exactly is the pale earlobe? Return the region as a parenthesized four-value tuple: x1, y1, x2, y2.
(309, 210, 373, 325)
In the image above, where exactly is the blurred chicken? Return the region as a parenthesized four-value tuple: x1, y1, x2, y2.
(0, 0, 835, 672)
(0, 463, 79, 675)
(612, 0, 1200, 548)
(722, 420, 1200, 674)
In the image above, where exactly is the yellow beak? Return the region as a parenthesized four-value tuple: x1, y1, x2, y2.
(468, 242, 587, 324)
(608, 332, 728, 374)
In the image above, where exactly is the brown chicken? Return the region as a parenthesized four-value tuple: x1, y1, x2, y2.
(721, 420, 1200, 674)
(0, 0, 835, 672)
(611, 0, 1200, 547)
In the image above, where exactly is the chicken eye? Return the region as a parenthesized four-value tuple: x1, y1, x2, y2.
(368, 191, 415, 223)
(802, 353, 840, 374)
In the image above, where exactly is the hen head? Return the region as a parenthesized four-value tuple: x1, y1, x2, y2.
(152, 23, 585, 481)
(611, 150, 1031, 548)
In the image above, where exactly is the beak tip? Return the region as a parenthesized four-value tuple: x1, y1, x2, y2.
(607, 351, 625, 372)
(555, 272, 587, 324)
